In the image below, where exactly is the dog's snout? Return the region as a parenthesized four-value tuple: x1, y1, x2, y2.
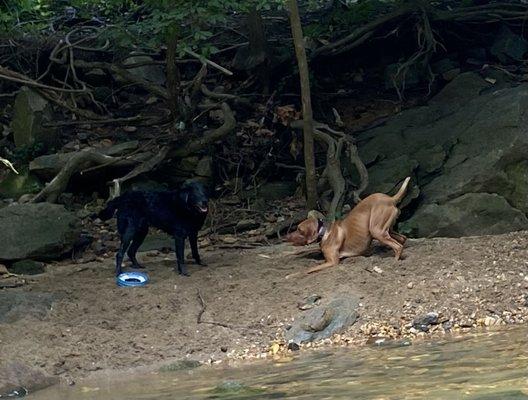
(195, 200, 208, 213)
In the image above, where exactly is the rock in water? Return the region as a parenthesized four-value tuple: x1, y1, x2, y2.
(0, 203, 80, 261)
(285, 296, 359, 345)
(0, 362, 57, 397)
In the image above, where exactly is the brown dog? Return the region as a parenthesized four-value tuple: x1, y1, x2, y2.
(285, 177, 410, 275)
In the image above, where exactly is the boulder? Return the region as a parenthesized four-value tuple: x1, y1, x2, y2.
(0, 362, 57, 397)
(400, 193, 528, 238)
(10, 87, 57, 148)
(0, 203, 80, 261)
(122, 55, 166, 85)
(9, 259, 45, 275)
(285, 295, 359, 345)
(490, 25, 528, 63)
(359, 72, 528, 237)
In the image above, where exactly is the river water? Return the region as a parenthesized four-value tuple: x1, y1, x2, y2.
(29, 326, 528, 400)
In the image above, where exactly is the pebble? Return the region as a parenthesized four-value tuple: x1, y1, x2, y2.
(287, 342, 300, 351)
(373, 266, 383, 274)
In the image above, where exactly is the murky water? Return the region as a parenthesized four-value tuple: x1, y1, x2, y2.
(30, 326, 528, 400)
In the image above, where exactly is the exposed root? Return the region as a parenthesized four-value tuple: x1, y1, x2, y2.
(0, 157, 18, 174)
(291, 120, 368, 220)
(31, 150, 147, 203)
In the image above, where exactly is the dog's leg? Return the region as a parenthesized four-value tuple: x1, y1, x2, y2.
(373, 230, 404, 260)
(116, 227, 134, 276)
(371, 208, 404, 260)
(304, 227, 343, 275)
(127, 224, 148, 269)
(390, 230, 407, 245)
(174, 235, 189, 276)
(189, 231, 206, 266)
(305, 246, 340, 274)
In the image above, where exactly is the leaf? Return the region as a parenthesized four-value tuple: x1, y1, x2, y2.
(270, 342, 280, 355)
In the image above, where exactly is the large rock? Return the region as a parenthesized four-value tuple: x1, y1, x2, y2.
(401, 193, 528, 238)
(122, 55, 166, 85)
(285, 296, 359, 346)
(490, 25, 528, 63)
(10, 87, 57, 148)
(0, 203, 80, 261)
(0, 362, 57, 397)
(359, 72, 528, 237)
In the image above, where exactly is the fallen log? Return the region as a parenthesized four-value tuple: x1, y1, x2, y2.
(31, 150, 149, 203)
(31, 103, 236, 203)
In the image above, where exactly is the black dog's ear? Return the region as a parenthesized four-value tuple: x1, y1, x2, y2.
(179, 188, 190, 204)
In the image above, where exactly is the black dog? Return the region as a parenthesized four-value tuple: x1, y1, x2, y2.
(98, 181, 209, 276)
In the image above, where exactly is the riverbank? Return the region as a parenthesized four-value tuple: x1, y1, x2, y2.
(1, 231, 528, 391)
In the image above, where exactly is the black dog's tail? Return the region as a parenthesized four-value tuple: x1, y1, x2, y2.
(98, 197, 122, 221)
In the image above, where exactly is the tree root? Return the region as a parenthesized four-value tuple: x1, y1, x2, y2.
(312, 2, 528, 98)
(31, 150, 147, 203)
(169, 102, 236, 159)
(31, 103, 236, 203)
(291, 120, 368, 220)
(0, 157, 18, 174)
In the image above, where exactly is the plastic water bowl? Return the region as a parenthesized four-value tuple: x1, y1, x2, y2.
(116, 271, 150, 287)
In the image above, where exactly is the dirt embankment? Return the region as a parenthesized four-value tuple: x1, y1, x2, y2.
(1, 231, 528, 386)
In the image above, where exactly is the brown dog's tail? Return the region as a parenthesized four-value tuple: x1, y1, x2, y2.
(391, 176, 411, 204)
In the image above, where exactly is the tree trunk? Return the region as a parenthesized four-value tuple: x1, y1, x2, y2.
(166, 31, 184, 130)
(247, 7, 270, 93)
(288, 0, 317, 210)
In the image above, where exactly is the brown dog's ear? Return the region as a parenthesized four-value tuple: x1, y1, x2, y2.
(301, 218, 320, 244)
(285, 218, 319, 246)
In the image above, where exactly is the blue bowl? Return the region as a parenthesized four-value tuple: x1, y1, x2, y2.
(116, 271, 150, 287)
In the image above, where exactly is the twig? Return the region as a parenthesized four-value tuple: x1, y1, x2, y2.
(110, 146, 170, 198)
(184, 49, 233, 76)
(0, 90, 19, 98)
(43, 115, 154, 127)
(0, 66, 88, 93)
(196, 289, 232, 328)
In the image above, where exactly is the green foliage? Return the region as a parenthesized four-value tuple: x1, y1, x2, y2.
(11, 141, 51, 164)
(304, 0, 394, 39)
(0, 0, 52, 34)
(0, 0, 284, 55)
